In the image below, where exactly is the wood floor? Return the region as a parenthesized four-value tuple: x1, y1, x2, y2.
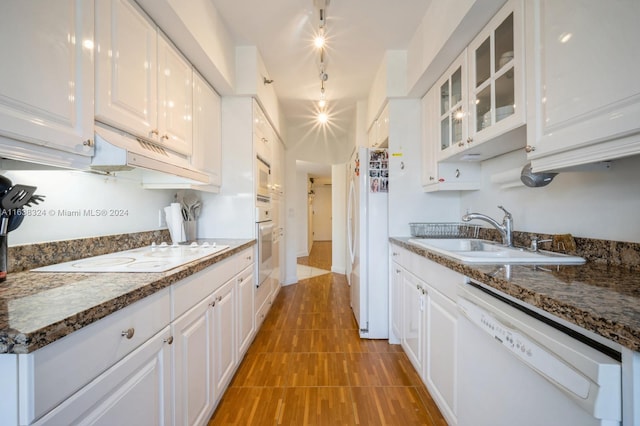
(208, 241, 447, 425)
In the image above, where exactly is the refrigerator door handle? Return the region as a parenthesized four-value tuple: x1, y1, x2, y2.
(347, 177, 356, 265)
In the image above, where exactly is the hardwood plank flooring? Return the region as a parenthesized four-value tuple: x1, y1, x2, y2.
(209, 241, 448, 425)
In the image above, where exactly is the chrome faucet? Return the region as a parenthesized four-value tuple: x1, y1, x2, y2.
(462, 205, 514, 247)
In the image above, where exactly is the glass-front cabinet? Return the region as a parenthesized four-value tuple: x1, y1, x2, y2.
(467, 0, 524, 146)
(434, 0, 524, 164)
(437, 54, 467, 160)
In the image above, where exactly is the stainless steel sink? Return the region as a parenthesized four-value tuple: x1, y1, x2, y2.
(408, 238, 586, 265)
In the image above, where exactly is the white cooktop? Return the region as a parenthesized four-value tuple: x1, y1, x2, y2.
(33, 242, 229, 273)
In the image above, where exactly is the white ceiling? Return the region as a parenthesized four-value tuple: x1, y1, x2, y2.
(211, 0, 431, 149)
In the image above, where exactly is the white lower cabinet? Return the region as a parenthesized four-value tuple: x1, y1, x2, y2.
(390, 243, 460, 426)
(172, 296, 215, 426)
(5, 247, 258, 426)
(402, 270, 426, 373)
(237, 266, 255, 358)
(211, 279, 236, 400)
(34, 326, 173, 426)
(425, 284, 458, 424)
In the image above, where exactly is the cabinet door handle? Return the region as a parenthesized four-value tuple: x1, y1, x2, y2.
(164, 336, 174, 345)
(83, 139, 93, 147)
(217, 296, 222, 302)
(209, 301, 216, 307)
(239, 277, 244, 282)
(467, 137, 473, 144)
(161, 134, 169, 140)
(525, 145, 536, 153)
(458, 142, 465, 147)
(150, 129, 159, 136)
(429, 176, 435, 181)
(121, 328, 135, 339)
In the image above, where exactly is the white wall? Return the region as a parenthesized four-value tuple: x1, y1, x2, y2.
(388, 99, 461, 236)
(331, 164, 347, 274)
(460, 151, 640, 243)
(312, 184, 332, 241)
(198, 97, 255, 239)
(3, 170, 173, 245)
(295, 171, 309, 257)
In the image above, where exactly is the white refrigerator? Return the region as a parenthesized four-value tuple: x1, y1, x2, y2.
(346, 147, 389, 339)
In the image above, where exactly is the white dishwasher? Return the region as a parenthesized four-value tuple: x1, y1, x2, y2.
(457, 281, 622, 426)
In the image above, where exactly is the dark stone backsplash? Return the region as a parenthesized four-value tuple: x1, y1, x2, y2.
(476, 228, 640, 270)
(8, 230, 171, 273)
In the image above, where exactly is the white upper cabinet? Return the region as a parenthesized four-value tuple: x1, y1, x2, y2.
(157, 34, 193, 156)
(95, 0, 157, 141)
(525, 0, 640, 171)
(0, 0, 94, 159)
(193, 72, 222, 189)
(438, 0, 525, 163)
(435, 53, 468, 161)
(95, 0, 192, 156)
(368, 104, 389, 148)
(467, 0, 524, 144)
(422, 76, 481, 192)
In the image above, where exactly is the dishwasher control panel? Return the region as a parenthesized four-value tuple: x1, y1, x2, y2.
(458, 297, 591, 399)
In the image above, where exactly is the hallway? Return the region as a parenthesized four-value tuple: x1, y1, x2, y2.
(209, 241, 447, 425)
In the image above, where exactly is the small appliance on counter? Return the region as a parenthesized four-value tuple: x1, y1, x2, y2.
(0, 175, 45, 282)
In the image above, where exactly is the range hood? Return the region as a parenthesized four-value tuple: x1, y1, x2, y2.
(92, 123, 209, 184)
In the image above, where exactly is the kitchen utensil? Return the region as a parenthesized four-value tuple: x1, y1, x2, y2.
(1, 185, 37, 210)
(520, 162, 557, 187)
(182, 191, 200, 221)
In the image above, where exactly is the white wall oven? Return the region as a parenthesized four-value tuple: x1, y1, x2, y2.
(256, 156, 271, 207)
(256, 206, 273, 287)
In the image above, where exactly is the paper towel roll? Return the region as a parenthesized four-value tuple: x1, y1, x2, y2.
(165, 203, 185, 244)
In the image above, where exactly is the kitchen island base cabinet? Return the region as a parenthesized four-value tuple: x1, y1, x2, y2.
(32, 327, 173, 426)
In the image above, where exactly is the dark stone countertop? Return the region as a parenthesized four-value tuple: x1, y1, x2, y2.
(390, 237, 640, 352)
(0, 239, 255, 354)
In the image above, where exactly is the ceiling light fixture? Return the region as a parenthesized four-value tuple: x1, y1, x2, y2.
(314, 34, 325, 48)
(317, 111, 328, 124)
(312, 0, 330, 124)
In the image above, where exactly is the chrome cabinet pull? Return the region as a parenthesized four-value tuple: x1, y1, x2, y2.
(83, 139, 93, 147)
(525, 145, 536, 153)
(164, 336, 174, 345)
(121, 328, 135, 339)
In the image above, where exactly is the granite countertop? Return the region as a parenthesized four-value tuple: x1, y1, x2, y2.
(0, 239, 255, 354)
(390, 237, 640, 352)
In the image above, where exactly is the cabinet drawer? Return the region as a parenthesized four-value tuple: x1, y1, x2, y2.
(417, 255, 465, 301)
(172, 255, 237, 319)
(236, 247, 255, 272)
(19, 288, 170, 424)
(255, 295, 271, 330)
(33, 326, 172, 426)
(389, 244, 407, 265)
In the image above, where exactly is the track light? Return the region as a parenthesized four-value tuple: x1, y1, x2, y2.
(317, 112, 328, 124)
(314, 34, 325, 48)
